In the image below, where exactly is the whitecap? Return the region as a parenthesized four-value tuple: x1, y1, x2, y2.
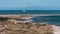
(52, 25, 60, 34)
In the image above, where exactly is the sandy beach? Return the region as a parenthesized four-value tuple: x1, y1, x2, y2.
(0, 15, 59, 34)
(0, 15, 53, 34)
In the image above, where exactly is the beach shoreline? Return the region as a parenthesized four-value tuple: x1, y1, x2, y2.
(0, 14, 59, 34)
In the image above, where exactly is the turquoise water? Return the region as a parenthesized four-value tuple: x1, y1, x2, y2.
(0, 10, 60, 25)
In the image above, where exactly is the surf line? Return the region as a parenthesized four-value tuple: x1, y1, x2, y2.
(53, 25, 60, 34)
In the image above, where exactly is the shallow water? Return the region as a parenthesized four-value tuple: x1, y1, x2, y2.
(32, 16, 60, 26)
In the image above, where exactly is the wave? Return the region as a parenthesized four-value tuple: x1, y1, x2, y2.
(52, 25, 60, 34)
(0, 14, 60, 16)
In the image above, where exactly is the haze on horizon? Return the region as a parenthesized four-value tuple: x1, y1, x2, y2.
(0, 0, 60, 10)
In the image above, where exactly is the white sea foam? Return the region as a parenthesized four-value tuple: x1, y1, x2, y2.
(52, 25, 60, 34)
(0, 14, 60, 16)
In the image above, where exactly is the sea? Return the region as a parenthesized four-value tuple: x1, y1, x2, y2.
(0, 10, 60, 26)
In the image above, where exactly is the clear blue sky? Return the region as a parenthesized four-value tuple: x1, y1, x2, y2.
(0, 0, 60, 10)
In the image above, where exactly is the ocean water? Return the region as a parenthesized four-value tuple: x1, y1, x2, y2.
(0, 10, 60, 14)
(32, 16, 60, 26)
(0, 10, 60, 25)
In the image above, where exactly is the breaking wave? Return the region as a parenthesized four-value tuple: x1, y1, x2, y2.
(52, 25, 60, 34)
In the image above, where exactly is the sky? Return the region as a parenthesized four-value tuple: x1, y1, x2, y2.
(0, 0, 60, 10)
